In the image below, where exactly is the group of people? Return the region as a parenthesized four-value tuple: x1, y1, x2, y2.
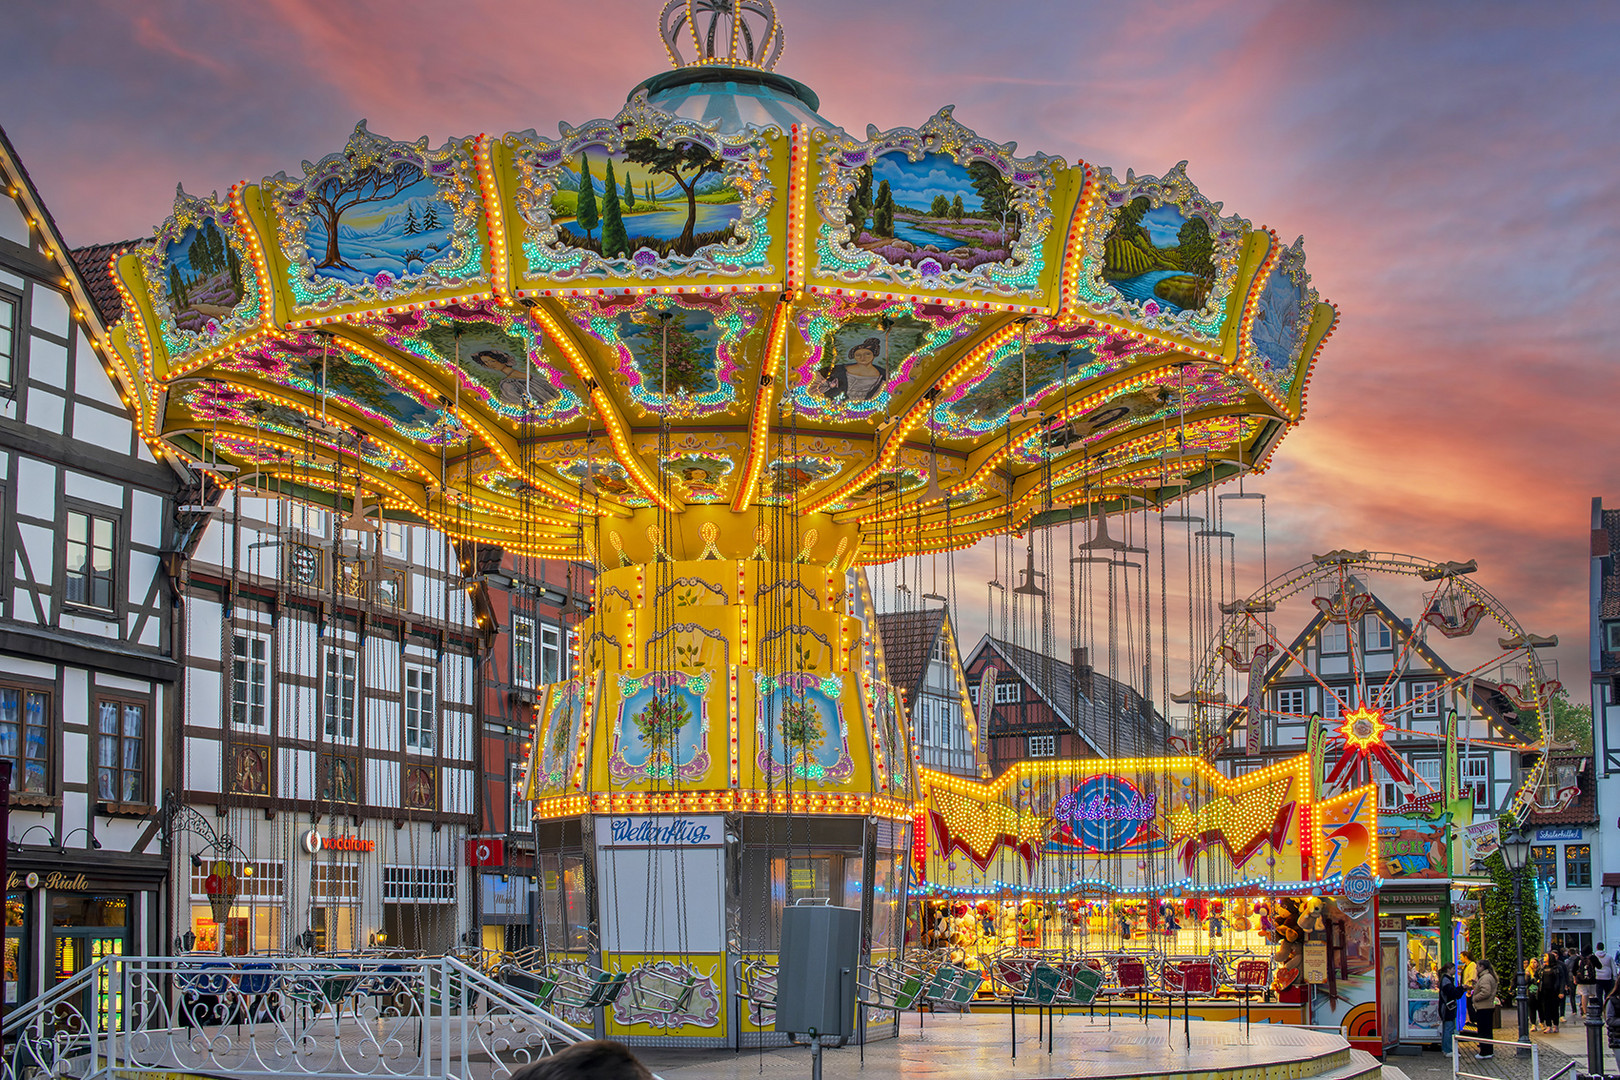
(1438, 944, 1617, 1057)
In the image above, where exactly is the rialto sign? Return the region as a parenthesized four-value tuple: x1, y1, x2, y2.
(7, 871, 88, 890)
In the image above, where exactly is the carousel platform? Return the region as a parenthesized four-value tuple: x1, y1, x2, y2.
(637, 1014, 1379, 1080)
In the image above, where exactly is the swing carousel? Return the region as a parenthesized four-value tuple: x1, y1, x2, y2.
(103, 0, 1347, 1050)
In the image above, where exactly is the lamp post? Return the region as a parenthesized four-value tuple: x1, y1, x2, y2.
(1499, 829, 1533, 1055)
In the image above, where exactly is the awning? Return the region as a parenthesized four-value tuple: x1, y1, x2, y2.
(1552, 919, 1597, 930)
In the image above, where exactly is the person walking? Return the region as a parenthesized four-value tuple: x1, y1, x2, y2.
(1440, 963, 1468, 1054)
(1539, 950, 1566, 1033)
(1471, 961, 1500, 1056)
(1461, 950, 1479, 1031)
(1578, 948, 1599, 1018)
(1598, 942, 1614, 1003)
(1526, 958, 1543, 1033)
(1564, 947, 1579, 1018)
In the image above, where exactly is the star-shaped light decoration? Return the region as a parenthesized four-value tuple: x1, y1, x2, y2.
(1326, 705, 1408, 787)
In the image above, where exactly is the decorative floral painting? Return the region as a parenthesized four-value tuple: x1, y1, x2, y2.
(537, 680, 588, 795)
(611, 671, 711, 783)
(756, 672, 851, 784)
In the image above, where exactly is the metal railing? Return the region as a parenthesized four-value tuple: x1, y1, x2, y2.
(1, 953, 590, 1080)
(1454, 1033, 1541, 1080)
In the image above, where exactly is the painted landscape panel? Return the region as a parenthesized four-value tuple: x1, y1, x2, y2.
(163, 218, 245, 332)
(845, 152, 1020, 271)
(553, 142, 742, 259)
(300, 162, 459, 287)
(1101, 198, 1216, 313)
(616, 306, 726, 397)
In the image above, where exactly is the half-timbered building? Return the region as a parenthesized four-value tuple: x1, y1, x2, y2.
(875, 608, 984, 778)
(0, 127, 178, 1017)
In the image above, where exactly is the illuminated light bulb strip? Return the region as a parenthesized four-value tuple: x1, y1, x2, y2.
(730, 298, 791, 512)
(802, 284, 1049, 318)
(524, 303, 677, 512)
(530, 789, 917, 821)
(229, 182, 278, 336)
(802, 320, 1027, 514)
(1053, 162, 1099, 320)
(572, 672, 596, 792)
(1292, 301, 1340, 423)
(913, 873, 1359, 900)
(1228, 228, 1304, 421)
(784, 124, 805, 294)
(106, 258, 163, 434)
(475, 134, 513, 305)
(736, 561, 748, 666)
(728, 663, 740, 787)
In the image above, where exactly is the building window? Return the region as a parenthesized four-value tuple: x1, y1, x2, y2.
(1606, 622, 1620, 652)
(380, 520, 407, 557)
(1411, 757, 1441, 791)
(540, 624, 564, 684)
(96, 699, 145, 804)
(0, 685, 50, 794)
(322, 651, 357, 739)
(381, 866, 457, 903)
(1529, 845, 1558, 887)
(1275, 688, 1306, 716)
(1320, 622, 1348, 654)
(513, 617, 535, 688)
(1363, 615, 1392, 651)
(994, 682, 1021, 704)
(1408, 680, 1439, 717)
(1027, 734, 1056, 757)
(291, 504, 327, 538)
(1461, 754, 1489, 808)
(404, 666, 435, 752)
(65, 510, 117, 611)
(232, 632, 270, 727)
(1566, 845, 1593, 889)
(311, 862, 360, 901)
(0, 293, 15, 386)
(1321, 688, 1344, 719)
(510, 761, 531, 833)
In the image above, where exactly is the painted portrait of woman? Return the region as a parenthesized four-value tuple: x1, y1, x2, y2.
(817, 336, 888, 402)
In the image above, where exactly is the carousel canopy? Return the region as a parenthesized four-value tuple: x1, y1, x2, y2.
(103, 0, 1336, 566)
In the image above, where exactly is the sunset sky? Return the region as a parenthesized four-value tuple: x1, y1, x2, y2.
(3, 0, 1615, 694)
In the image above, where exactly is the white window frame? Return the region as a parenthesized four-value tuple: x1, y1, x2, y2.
(1408, 680, 1439, 717)
(380, 520, 407, 558)
(190, 859, 286, 901)
(1275, 687, 1306, 716)
(1363, 615, 1392, 651)
(1321, 688, 1344, 719)
(381, 866, 457, 904)
(1461, 753, 1489, 809)
(994, 682, 1021, 704)
(311, 861, 360, 901)
(1320, 621, 1348, 654)
(539, 623, 564, 685)
(291, 503, 327, 538)
(322, 649, 357, 740)
(404, 665, 436, 753)
(510, 760, 531, 833)
(232, 630, 271, 728)
(0, 292, 16, 387)
(1027, 734, 1056, 758)
(64, 509, 118, 612)
(1605, 622, 1620, 651)
(513, 616, 536, 689)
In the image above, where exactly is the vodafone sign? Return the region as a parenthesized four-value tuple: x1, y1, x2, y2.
(465, 837, 505, 867)
(301, 830, 375, 855)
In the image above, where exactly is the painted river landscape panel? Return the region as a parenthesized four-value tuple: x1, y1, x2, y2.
(845, 152, 1021, 271)
(1101, 198, 1216, 314)
(552, 142, 742, 259)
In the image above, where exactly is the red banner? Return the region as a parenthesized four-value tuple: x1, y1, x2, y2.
(465, 837, 505, 867)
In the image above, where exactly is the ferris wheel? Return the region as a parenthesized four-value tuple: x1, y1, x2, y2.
(1189, 551, 1561, 824)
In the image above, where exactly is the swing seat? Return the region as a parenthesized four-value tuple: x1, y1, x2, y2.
(1060, 962, 1104, 1006)
(626, 964, 698, 1017)
(858, 961, 925, 1015)
(732, 958, 778, 1017)
(530, 964, 627, 1011)
(926, 964, 981, 1011)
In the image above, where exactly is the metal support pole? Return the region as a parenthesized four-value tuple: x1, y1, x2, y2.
(1585, 988, 1604, 1078)
(1515, 873, 1530, 1056)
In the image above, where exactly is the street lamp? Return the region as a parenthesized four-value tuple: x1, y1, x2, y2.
(1499, 828, 1533, 1053)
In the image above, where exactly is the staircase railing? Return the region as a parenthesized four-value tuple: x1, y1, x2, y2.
(1, 953, 592, 1080)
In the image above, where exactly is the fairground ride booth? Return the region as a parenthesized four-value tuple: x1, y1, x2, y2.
(918, 753, 1387, 1053)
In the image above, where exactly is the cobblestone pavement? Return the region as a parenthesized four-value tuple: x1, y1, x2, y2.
(1389, 1012, 1601, 1080)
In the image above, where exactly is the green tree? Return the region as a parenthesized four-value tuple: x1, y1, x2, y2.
(967, 161, 1016, 233)
(1176, 216, 1215, 280)
(404, 205, 419, 234)
(623, 176, 636, 210)
(846, 165, 874, 239)
(599, 159, 631, 258)
(624, 138, 723, 256)
(1465, 848, 1545, 1009)
(1547, 690, 1593, 752)
(950, 194, 965, 220)
(167, 264, 187, 310)
(645, 180, 654, 206)
(930, 194, 951, 217)
(575, 154, 599, 243)
(226, 247, 243, 294)
(1109, 196, 1151, 246)
(422, 202, 440, 231)
(872, 179, 895, 237)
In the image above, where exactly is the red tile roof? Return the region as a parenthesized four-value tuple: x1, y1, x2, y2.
(69, 242, 139, 327)
(1528, 754, 1598, 826)
(875, 608, 948, 702)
